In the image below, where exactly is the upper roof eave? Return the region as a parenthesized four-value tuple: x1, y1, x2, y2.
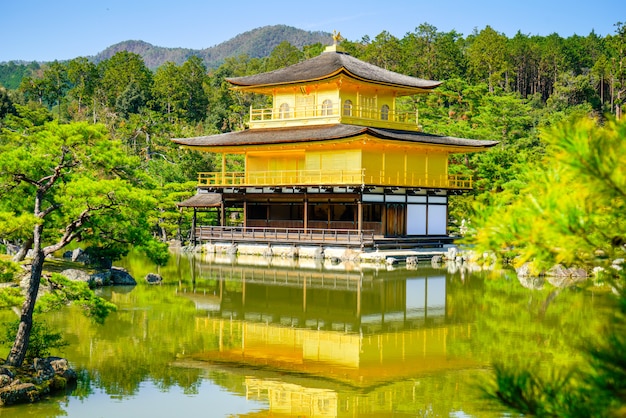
(171, 124, 499, 151)
(226, 50, 441, 91)
(229, 68, 440, 94)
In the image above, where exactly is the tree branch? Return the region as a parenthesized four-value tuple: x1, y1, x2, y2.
(12, 146, 79, 194)
(39, 203, 61, 219)
(40, 146, 78, 193)
(43, 207, 91, 256)
(42, 194, 122, 256)
(12, 173, 39, 188)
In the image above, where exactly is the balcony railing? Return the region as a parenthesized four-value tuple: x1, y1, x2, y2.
(195, 225, 375, 247)
(249, 102, 419, 130)
(198, 169, 472, 189)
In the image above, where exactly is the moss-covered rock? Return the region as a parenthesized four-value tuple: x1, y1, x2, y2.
(0, 357, 76, 407)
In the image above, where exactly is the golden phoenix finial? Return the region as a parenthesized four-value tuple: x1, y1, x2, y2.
(332, 30, 343, 44)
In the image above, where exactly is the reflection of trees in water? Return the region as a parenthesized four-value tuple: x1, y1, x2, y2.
(447, 267, 611, 372)
(40, 252, 613, 417)
(45, 287, 206, 397)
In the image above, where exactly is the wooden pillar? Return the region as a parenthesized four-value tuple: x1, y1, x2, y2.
(220, 202, 225, 227)
(357, 200, 363, 235)
(191, 208, 197, 244)
(302, 196, 309, 233)
(381, 203, 387, 236)
(243, 201, 247, 228)
(327, 199, 331, 229)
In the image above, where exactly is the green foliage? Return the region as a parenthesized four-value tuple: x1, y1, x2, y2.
(469, 116, 626, 271)
(265, 41, 303, 71)
(0, 86, 16, 119)
(0, 61, 40, 90)
(469, 116, 626, 416)
(152, 56, 209, 123)
(0, 259, 20, 283)
(98, 51, 153, 116)
(0, 319, 68, 361)
(2, 102, 52, 129)
(135, 240, 170, 266)
(0, 120, 168, 258)
(66, 57, 97, 117)
(484, 362, 596, 417)
(37, 273, 117, 323)
(146, 181, 197, 243)
(466, 26, 508, 92)
(0, 287, 23, 308)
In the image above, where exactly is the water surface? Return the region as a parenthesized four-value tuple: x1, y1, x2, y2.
(0, 251, 613, 417)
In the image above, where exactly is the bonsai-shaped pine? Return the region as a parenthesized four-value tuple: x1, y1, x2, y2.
(0, 113, 167, 367)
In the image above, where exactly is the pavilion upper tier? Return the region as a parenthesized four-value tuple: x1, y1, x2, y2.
(226, 44, 443, 131)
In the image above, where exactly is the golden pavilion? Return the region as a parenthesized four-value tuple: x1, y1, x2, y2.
(173, 37, 497, 249)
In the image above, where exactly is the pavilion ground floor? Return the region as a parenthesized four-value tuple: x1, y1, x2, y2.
(179, 185, 459, 250)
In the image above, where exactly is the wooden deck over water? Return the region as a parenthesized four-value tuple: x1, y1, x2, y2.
(193, 226, 454, 250)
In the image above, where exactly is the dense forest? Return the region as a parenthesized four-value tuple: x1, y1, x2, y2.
(0, 22, 625, 243)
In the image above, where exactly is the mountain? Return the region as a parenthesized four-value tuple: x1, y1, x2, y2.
(94, 25, 333, 70)
(93, 40, 197, 69)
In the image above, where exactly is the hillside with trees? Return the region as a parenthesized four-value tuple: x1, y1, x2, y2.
(0, 25, 333, 76)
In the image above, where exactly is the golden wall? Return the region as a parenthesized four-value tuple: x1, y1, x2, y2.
(243, 144, 449, 188)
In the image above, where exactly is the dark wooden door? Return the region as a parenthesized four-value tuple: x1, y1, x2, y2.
(385, 204, 406, 237)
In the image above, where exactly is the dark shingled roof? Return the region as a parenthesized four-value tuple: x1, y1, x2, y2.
(177, 192, 222, 208)
(172, 124, 499, 149)
(227, 50, 441, 90)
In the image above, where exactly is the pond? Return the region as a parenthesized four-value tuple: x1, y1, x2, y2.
(0, 250, 614, 417)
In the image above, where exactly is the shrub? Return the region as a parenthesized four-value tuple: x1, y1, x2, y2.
(0, 319, 68, 361)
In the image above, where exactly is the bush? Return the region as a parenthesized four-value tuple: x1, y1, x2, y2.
(0, 259, 19, 283)
(37, 273, 117, 323)
(0, 287, 24, 308)
(0, 319, 68, 361)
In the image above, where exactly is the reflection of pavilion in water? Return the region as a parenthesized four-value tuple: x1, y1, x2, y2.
(178, 258, 477, 417)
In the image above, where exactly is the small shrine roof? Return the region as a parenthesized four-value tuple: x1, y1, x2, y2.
(176, 192, 222, 208)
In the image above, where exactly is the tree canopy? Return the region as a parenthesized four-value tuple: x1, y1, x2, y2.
(0, 115, 168, 366)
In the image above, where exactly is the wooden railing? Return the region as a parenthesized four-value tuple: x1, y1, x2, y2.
(198, 170, 472, 189)
(195, 226, 375, 247)
(199, 169, 364, 187)
(249, 102, 419, 130)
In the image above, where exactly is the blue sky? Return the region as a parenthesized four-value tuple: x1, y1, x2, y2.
(1, 0, 623, 62)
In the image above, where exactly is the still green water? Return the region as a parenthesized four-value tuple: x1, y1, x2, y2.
(0, 251, 614, 417)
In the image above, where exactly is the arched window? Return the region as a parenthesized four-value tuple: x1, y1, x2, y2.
(278, 103, 291, 119)
(321, 99, 333, 116)
(343, 100, 353, 116)
(381, 104, 390, 121)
